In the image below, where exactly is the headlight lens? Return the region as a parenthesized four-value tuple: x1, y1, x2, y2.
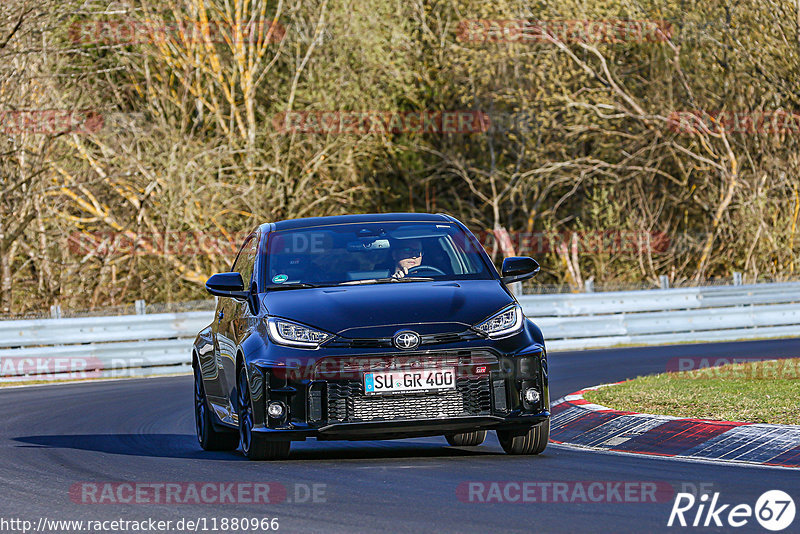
(267, 318, 332, 348)
(475, 305, 524, 338)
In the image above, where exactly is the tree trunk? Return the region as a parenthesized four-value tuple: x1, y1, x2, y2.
(0, 241, 18, 315)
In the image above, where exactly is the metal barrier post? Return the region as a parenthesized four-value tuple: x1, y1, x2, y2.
(510, 281, 522, 296)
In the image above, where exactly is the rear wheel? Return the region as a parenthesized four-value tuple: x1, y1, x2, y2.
(445, 430, 487, 447)
(497, 420, 549, 455)
(194, 365, 238, 451)
(237, 367, 290, 460)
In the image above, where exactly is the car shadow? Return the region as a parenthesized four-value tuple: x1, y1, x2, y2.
(13, 434, 242, 460)
(287, 441, 500, 461)
(13, 434, 501, 461)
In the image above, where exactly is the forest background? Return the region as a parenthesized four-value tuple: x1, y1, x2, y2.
(1, 0, 798, 315)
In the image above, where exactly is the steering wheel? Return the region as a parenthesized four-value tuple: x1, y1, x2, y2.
(406, 265, 446, 276)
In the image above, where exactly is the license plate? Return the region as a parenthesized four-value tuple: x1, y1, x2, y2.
(364, 368, 456, 395)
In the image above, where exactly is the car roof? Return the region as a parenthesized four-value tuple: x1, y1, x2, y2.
(260, 213, 454, 232)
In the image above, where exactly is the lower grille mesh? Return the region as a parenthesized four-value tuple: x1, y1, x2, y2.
(327, 377, 492, 423)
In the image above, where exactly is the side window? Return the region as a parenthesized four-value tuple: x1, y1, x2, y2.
(231, 235, 257, 288)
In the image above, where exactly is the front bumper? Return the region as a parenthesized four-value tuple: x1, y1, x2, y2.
(242, 338, 549, 441)
(249, 412, 550, 441)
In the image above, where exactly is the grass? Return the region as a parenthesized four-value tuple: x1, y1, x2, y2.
(583, 358, 800, 425)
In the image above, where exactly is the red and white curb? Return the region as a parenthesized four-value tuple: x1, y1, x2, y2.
(550, 384, 800, 468)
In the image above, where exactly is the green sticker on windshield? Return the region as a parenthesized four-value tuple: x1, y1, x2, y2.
(272, 274, 288, 284)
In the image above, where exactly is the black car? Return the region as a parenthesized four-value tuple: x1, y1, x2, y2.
(193, 213, 549, 460)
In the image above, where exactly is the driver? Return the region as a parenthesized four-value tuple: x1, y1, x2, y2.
(391, 239, 423, 278)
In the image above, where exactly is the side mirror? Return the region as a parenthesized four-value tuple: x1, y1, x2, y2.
(501, 257, 540, 284)
(205, 272, 249, 300)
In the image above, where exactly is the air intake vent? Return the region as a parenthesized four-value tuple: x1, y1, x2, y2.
(326, 376, 492, 423)
(492, 379, 507, 413)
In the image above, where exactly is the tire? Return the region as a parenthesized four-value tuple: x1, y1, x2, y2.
(445, 430, 487, 447)
(497, 420, 549, 455)
(237, 366, 291, 460)
(194, 365, 239, 451)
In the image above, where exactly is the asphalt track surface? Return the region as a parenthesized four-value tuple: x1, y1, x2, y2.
(2, 338, 799, 534)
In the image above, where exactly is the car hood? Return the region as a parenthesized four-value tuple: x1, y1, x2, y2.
(261, 280, 514, 337)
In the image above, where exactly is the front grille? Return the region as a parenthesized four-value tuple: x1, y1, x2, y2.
(326, 376, 492, 423)
(325, 331, 483, 349)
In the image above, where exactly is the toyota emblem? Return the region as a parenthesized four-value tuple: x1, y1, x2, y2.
(393, 330, 421, 350)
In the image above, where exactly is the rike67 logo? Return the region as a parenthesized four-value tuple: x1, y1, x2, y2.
(668, 490, 795, 531)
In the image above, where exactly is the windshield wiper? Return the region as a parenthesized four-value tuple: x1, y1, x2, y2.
(338, 277, 434, 285)
(266, 282, 322, 290)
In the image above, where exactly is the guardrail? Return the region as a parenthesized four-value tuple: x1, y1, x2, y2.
(520, 281, 800, 351)
(2, 281, 799, 382)
(0, 312, 211, 382)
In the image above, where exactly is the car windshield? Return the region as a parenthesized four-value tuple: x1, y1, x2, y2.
(262, 222, 493, 288)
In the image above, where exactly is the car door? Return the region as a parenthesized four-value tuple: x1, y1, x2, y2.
(210, 233, 257, 419)
(218, 233, 259, 403)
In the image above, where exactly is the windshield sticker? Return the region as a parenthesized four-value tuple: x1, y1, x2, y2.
(272, 274, 289, 284)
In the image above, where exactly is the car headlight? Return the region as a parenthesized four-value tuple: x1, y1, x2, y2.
(474, 305, 524, 338)
(267, 317, 332, 348)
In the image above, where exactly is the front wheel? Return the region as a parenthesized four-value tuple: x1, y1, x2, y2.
(194, 365, 238, 451)
(497, 420, 549, 455)
(237, 367, 290, 460)
(445, 430, 487, 447)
